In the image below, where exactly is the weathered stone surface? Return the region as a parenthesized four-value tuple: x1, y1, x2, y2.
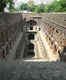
(0, 13, 66, 80)
(0, 13, 24, 59)
(0, 61, 66, 80)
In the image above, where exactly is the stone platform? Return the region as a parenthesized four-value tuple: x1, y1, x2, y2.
(0, 60, 66, 80)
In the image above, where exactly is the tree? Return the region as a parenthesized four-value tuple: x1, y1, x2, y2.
(39, 4, 45, 13)
(60, 0, 66, 8)
(34, 4, 45, 13)
(0, 0, 7, 12)
(28, 5, 37, 12)
(46, 0, 58, 12)
(19, 3, 29, 11)
(8, 0, 14, 12)
(19, 1, 36, 12)
(18, 0, 66, 13)
(46, 0, 66, 12)
(60, 0, 66, 12)
(0, 0, 14, 12)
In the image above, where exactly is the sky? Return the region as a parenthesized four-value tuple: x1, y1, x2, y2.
(14, 0, 54, 8)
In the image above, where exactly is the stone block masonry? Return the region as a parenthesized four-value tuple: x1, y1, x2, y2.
(0, 13, 25, 59)
(0, 13, 66, 61)
(0, 13, 66, 80)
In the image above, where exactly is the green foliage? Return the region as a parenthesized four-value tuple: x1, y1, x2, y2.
(19, 3, 45, 13)
(20, 3, 29, 11)
(29, 5, 37, 12)
(8, 0, 14, 12)
(34, 4, 45, 13)
(0, 0, 66, 12)
(0, 0, 14, 12)
(46, 0, 66, 12)
(0, 0, 7, 12)
(46, 0, 57, 12)
(60, 0, 66, 8)
(18, 0, 66, 13)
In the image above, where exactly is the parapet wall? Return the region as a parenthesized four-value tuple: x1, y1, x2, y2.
(41, 13, 66, 27)
(23, 13, 66, 27)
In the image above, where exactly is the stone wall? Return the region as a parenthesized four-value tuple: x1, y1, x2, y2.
(0, 13, 66, 60)
(0, 13, 25, 59)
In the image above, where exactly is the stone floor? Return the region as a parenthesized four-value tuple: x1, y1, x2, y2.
(0, 60, 66, 80)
